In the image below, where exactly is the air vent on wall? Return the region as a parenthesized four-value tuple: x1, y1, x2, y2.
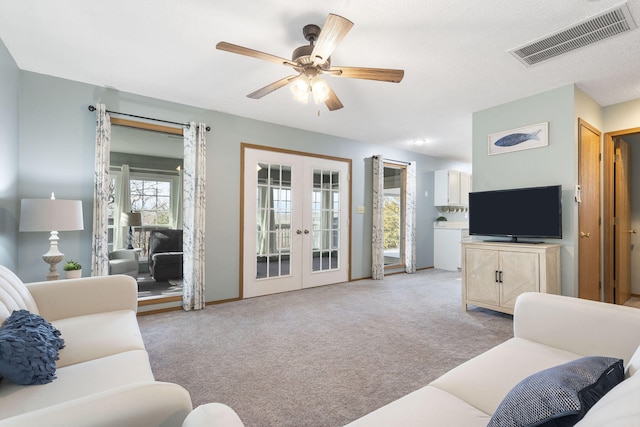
(509, 2, 637, 66)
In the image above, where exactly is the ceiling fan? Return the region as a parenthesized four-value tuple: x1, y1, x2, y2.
(216, 13, 404, 111)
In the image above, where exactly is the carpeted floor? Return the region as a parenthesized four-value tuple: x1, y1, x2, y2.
(138, 269, 514, 427)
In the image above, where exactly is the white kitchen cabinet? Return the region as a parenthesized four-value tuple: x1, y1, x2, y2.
(461, 241, 561, 314)
(434, 225, 468, 271)
(434, 170, 471, 207)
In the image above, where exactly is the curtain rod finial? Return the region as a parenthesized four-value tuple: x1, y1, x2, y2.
(88, 105, 96, 112)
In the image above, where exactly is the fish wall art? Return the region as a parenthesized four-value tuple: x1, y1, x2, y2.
(488, 122, 548, 155)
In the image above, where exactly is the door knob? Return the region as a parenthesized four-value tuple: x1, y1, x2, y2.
(580, 231, 591, 238)
(296, 230, 302, 235)
(304, 229, 310, 234)
(628, 230, 638, 234)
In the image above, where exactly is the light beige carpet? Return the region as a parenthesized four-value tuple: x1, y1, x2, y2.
(138, 269, 514, 427)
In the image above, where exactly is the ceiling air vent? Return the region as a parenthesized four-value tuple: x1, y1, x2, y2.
(509, 2, 637, 66)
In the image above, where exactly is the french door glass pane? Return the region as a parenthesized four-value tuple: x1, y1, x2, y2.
(256, 163, 292, 279)
(312, 168, 340, 272)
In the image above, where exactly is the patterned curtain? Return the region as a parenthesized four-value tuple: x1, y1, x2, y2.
(170, 171, 183, 230)
(182, 122, 207, 311)
(405, 162, 417, 273)
(371, 155, 384, 280)
(91, 104, 111, 276)
(113, 164, 131, 249)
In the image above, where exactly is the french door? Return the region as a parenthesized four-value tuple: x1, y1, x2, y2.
(242, 146, 350, 298)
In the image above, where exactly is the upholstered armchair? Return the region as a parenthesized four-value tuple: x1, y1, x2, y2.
(148, 229, 183, 282)
(108, 249, 140, 278)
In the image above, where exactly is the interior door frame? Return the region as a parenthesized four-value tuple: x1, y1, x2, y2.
(604, 127, 640, 303)
(239, 143, 352, 299)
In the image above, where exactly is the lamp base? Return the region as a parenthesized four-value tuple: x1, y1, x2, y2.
(43, 231, 64, 281)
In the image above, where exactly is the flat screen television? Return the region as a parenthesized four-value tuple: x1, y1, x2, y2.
(469, 185, 562, 242)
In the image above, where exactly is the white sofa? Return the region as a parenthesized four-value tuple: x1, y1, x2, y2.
(345, 292, 640, 426)
(0, 265, 241, 427)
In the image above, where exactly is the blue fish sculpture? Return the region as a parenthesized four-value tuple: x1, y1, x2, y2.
(494, 129, 541, 147)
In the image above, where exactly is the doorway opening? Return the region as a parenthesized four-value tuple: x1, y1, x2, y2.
(383, 164, 406, 269)
(604, 128, 640, 305)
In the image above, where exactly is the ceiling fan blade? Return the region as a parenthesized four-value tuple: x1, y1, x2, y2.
(216, 42, 297, 67)
(324, 85, 344, 111)
(328, 66, 404, 83)
(311, 14, 354, 66)
(247, 75, 299, 99)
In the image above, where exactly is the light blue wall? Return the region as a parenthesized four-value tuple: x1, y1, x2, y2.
(472, 84, 579, 296)
(0, 39, 19, 271)
(15, 71, 467, 302)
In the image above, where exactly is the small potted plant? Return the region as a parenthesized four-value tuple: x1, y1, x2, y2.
(436, 216, 448, 225)
(63, 260, 82, 279)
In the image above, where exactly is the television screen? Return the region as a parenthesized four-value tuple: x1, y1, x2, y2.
(469, 185, 562, 241)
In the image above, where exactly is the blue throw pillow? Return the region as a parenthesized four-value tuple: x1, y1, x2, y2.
(488, 356, 624, 427)
(0, 310, 65, 385)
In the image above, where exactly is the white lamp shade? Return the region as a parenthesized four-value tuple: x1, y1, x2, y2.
(120, 212, 142, 227)
(19, 199, 84, 232)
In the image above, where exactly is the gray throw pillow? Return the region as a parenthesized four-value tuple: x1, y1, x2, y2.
(488, 356, 624, 427)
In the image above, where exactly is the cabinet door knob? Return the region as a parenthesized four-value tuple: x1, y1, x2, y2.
(580, 231, 591, 238)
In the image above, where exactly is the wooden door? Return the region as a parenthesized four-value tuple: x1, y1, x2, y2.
(614, 138, 632, 304)
(578, 119, 602, 301)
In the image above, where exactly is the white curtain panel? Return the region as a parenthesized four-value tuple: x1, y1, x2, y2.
(113, 164, 131, 249)
(182, 122, 207, 311)
(405, 161, 417, 273)
(371, 155, 385, 280)
(170, 171, 183, 230)
(91, 104, 111, 276)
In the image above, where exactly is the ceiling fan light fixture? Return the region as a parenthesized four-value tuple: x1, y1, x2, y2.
(290, 77, 310, 103)
(311, 77, 330, 104)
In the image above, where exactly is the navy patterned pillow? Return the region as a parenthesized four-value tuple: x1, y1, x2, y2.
(488, 356, 624, 427)
(0, 310, 65, 385)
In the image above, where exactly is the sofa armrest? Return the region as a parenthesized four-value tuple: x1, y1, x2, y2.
(0, 382, 192, 427)
(514, 292, 640, 363)
(182, 403, 245, 427)
(26, 275, 138, 321)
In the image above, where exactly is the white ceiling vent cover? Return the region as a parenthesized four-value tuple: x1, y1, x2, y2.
(509, 2, 637, 66)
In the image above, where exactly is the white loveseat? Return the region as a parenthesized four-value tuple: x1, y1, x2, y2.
(345, 292, 640, 426)
(0, 265, 241, 427)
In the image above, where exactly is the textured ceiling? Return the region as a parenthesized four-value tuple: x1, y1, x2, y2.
(1, 0, 639, 163)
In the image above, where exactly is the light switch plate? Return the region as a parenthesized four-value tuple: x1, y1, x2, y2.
(356, 206, 366, 214)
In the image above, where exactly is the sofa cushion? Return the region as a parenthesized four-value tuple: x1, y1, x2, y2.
(624, 344, 640, 378)
(575, 370, 640, 426)
(344, 385, 490, 427)
(430, 337, 584, 415)
(0, 310, 65, 385)
(0, 266, 39, 323)
(0, 349, 154, 420)
(488, 356, 624, 427)
(51, 310, 146, 368)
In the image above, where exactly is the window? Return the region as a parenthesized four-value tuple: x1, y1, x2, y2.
(130, 177, 172, 226)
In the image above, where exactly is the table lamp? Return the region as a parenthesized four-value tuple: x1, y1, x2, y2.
(19, 193, 84, 280)
(121, 211, 142, 249)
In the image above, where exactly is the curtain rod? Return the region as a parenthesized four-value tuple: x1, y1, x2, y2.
(87, 105, 210, 132)
(372, 155, 411, 165)
(110, 165, 181, 175)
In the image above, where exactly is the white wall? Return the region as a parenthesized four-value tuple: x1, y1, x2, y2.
(0, 39, 19, 270)
(13, 71, 467, 304)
